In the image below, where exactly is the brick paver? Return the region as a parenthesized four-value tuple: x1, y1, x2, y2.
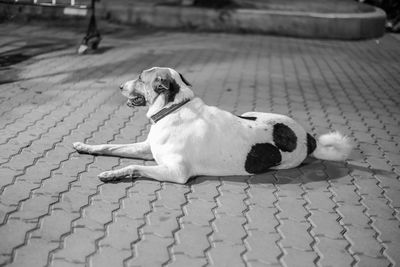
(0, 22, 399, 266)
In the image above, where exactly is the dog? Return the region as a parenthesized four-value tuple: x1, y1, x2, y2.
(73, 67, 353, 184)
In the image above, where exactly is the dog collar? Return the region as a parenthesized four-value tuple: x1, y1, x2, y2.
(150, 99, 191, 123)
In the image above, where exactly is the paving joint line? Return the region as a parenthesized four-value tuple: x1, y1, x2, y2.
(271, 183, 285, 266)
(6, 92, 122, 265)
(322, 164, 358, 267)
(163, 52, 214, 265)
(358, 124, 400, 225)
(300, 40, 359, 266)
(0, 85, 102, 164)
(336, 58, 400, 169)
(87, 178, 135, 267)
(85, 118, 149, 266)
(352, 47, 400, 104)
(283, 45, 322, 265)
(326, 56, 400, 228)
(291, 41, 325, 266)
(352, 164, 397, 265)
(292, 45, 352, 266)
(297, 44, 358, 265)
(0, 44, 138, 188)
(44, 158, 97, 267)
(197, 38, 229, 101)
(122, 181, 164, 267)
(162, 182, 192, 267)
(311, 52, 379, 264)
(0, 51, 76, 103)
(0, 89, 52, 119)
(251, 35, 262, 111)
(0, 45, 100, 127)
(0, 88, 112, 199)
(214, 49, 238, 109)
(349, 168, 392, 260)
(0, 74, 100, 132)
(284, 47, 332, 263)
(332, 57, 399, 130)
(239, 176, 251, 267)
(45, 99, 125, 266)
(202, 50, 238, 266)
(143, 49, 225, 266)
(346, 57, 400, 111)
(299, 181, 322, 266)
(0, 88, 81, 146)
(202, 177, 222, 267)
(115, 49, 198, 265)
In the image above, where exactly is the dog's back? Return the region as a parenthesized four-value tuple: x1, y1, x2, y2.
(148, 98, 311, 176)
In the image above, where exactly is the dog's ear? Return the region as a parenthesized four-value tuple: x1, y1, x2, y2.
(179, 72, 191, 87)
(153, 75, 180, 102)
(153, 76, 169, 94)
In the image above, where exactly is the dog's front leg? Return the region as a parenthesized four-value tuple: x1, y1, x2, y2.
(98, 164, 190, 184)
(73, 141, 153, 160)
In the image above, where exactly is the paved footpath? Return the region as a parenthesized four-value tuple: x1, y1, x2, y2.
(0, 22, 399, 267)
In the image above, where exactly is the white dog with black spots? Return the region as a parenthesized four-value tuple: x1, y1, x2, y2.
(73, 67, 353, 184)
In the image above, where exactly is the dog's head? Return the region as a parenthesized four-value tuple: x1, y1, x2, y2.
(120, 67, 194, 109)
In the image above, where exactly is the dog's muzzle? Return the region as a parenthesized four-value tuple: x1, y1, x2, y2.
(127, 94, 146, 107)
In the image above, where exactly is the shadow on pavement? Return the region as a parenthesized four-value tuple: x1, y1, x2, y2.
(93, 158, 392, 187)
(0, 38, 78, 84)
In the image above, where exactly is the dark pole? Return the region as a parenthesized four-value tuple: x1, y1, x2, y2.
(78, 0, 101, 54)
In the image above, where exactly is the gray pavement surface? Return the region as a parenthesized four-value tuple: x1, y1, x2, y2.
(0, 22, 399, 267)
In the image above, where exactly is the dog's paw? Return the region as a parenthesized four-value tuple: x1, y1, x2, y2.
(98, 171, 117, 182)
(73, 142, 90, 153)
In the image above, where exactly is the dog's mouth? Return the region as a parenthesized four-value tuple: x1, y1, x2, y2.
(127, 94, 146, 107)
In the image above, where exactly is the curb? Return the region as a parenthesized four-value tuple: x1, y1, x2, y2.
(98, 3, 386, 40)
(0, 2, 386, 40)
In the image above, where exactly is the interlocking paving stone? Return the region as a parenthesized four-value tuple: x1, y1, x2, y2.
(243, 229, 282, 266)
(0, 22, 399, 267)
(309, 210, 344, 239)
(281, 247, 318, 267)
(315, 236, 354, 266)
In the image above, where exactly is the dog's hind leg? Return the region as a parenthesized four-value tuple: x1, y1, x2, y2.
(98, 164, 190, 184)
(73, 141, 153, 160)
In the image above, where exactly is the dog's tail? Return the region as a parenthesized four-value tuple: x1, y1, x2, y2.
(310, 132, 353, 161)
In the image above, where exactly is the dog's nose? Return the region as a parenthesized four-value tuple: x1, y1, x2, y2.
(119, 84, 124, 90)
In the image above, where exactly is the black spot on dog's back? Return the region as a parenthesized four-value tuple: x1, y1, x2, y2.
(273, 123, 297, 152)
(238, 115, 257, 121)
(245, 143, 282, 174)
(307, 133, 317, 155)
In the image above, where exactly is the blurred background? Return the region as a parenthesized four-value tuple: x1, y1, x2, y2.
(0, 0, 399, 37)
